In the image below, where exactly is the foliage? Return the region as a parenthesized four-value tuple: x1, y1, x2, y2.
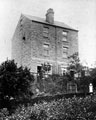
(1, 94, 96, 120)
(0, 59, 34, 110)
(41, 62, 51, 73)
(90, 67, 96, 90)
(77, 76, 92, 93)
(37, 62, 51, 89)
(67, 52, 94, 93)
(37, 74, 68, 95)
(38, 62, 51, 78)
(67, 52, 83, 73)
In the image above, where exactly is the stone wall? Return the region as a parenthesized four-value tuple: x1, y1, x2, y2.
(12, 15, 78, 74)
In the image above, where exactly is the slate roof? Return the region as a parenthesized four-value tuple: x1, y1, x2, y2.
(22, 14, 78, 31)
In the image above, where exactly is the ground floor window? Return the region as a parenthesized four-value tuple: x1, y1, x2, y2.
(61, 67, 67, 75)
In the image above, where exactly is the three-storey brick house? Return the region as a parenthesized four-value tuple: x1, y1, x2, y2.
(12, 8, 78, 75)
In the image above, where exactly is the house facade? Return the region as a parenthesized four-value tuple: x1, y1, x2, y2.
(12, 8, 78, 75)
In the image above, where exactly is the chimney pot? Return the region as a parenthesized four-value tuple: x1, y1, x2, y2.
(46, 8, 54, 24)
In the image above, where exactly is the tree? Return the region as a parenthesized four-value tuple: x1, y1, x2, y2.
(37, 62, 51, 80)
(67, 52, 83, 82)
(90, 67, 96, 90)
(67, 52, 92, 93)
(41, 62, 51, 73)
(67, 52, 83, 73)
(37, 62, 51, 92)
(0, 59, 34, 109)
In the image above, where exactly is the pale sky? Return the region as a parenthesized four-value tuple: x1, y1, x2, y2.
(0, 0, 96, 67)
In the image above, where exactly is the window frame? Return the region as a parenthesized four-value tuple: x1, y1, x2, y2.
(43, 26, 49, 38)
(62, 46, 68, 58)
(62, 30, 68, 36)
(43, 43, 50, 56)
(61, 67, 67, 75)
(62, 30, 68, 42)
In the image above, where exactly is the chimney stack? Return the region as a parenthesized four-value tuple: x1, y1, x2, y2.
(46, 8, 54, 24)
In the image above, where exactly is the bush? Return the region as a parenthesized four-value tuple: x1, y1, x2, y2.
(0, 59, 34, 110)
(0, 108, 9, 119)
(1, 94, 96, 120)
(37, 74, 68, 95)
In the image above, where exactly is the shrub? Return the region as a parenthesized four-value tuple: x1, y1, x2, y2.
(1, 94, 96, 120)
(0, 108, 9, 119)
(0, 59, 34, 110)
(37, 74, 68, 95)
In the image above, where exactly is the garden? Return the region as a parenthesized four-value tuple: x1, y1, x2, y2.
(0, 94, 96, 120)
(0, 53, 96, 120)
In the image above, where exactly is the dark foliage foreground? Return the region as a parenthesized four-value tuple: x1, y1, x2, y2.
(0, 60, 34, 110)
(0, 94, 96, 120)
